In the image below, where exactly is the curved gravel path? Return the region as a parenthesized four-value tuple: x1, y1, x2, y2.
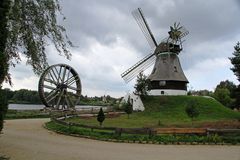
(0, 119, 239, 160)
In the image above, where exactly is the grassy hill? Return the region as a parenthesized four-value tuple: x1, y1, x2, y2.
(66, 96, 240, 128)
(141, 96, 240, 126)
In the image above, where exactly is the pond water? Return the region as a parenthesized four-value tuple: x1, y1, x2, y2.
(8, 104, 106, 110)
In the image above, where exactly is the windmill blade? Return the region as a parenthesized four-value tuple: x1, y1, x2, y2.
(179, 26, 189, 39)
(132, 8, 158, 49)
(121, 53, 156, 83)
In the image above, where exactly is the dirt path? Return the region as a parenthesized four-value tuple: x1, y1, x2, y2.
(0, 119, 239, 160)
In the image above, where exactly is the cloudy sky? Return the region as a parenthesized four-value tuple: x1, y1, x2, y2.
(3, 0, 240, 97)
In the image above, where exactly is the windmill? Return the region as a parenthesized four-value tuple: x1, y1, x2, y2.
(121, 8, 189, 95)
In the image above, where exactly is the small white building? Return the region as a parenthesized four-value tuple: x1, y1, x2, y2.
(121, 93, 144, 111)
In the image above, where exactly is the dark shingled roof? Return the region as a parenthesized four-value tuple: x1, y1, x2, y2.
(148, 52, 188, 82)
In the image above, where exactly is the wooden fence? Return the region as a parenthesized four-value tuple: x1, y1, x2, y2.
(51, 115, 240, 136)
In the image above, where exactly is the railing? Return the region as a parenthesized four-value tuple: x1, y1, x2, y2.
(51, 115, 240, 137)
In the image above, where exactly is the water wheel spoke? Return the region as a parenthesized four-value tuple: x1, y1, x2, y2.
(66, 68, 71, 83)
(48, 69, 57, 83)
(67, 77, 79, 87)
(44, 85, 56, 90)
(56, 90, 64, 109)
(64, 76, 75, 85)
(44, 78, 58, 85)
(65, 95, 71, 108)
(62, 65, 67, 83)
(50, 68, 59, 82)
(67, 85, 80, 91)
(56, 66, 63, 83)
(46, 89, 58, 102)
(52, 66, 60, 83)
(66, 94, 75, 107)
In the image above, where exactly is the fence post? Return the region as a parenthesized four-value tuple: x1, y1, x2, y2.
(148, 128, 152, 138)
(67, 122, 71, 134)
(115, 128, 122, 136)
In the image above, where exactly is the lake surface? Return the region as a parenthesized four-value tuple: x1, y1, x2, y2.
(9, 104, 106, 110)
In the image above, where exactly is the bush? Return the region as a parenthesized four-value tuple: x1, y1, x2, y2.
(123, 96, 133, 119)
(97, 108, 105, 126)
(185, 100, 199, 126)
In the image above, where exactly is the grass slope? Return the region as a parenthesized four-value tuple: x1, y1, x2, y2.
(66, 96, 240, 128)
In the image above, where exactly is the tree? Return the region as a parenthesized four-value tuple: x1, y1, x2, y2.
(229, 42, 240, 109)
(123, 96, 133, 119)
(185, 100, 199, 126)
(0, 0, 72, 132)
(134, 72, 150, 96)
(0, 89, 8, 132)
(215, 80, 237, 98)
(214, 87, 233, 108)
(97, 108, 105, 127)
(229, 42, 240, 82)
(1, 0, 72, 85)
(214, 80, 236, 109)
(234, 86, 240, 109)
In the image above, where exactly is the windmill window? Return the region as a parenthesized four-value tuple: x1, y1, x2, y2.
(161, 91, 164, 95)
(159, 81, 166, 86)
(174, 66, 178, 72)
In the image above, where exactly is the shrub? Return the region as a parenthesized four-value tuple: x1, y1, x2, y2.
(185, 100, 199, 126)
(97, 108, 105, 126)
(123, 96, 133, 119)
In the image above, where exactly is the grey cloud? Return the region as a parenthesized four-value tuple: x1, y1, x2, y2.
(7, 0, 240, 96)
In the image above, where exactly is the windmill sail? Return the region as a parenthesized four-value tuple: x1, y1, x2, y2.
(132, 8, 157, 49)
(121, 52, 156, 82)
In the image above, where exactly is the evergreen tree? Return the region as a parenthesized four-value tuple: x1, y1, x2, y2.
(97, 108, 105, 126)
(229, 42, 240, 82)
(229, 42, 240, 109)
(134, 72, 150, 96)
(123, 96, 133, 119)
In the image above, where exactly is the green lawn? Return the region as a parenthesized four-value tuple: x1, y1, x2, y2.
(6, 110, 49, 119)
(66, 96, 240, 128)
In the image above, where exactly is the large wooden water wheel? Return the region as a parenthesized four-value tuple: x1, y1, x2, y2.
(38, 64, 81, 110)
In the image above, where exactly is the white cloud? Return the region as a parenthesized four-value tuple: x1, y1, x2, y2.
(185, 57, 238, 91)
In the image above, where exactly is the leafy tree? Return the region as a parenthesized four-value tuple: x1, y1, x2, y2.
(215, 80, 237, 98)
(185, 100, 199, 126)
(0, 90, 8, 132)
(214, 80, 236, 109)
(97, 108, 105, 127)
(0, 0, 72, 132)
(1, 0, 72, 85)
(123, 96, 133, 119)
(214, 87, 233, 108)
(229, 42, 240, 82)
(134, 72, 150, 96)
